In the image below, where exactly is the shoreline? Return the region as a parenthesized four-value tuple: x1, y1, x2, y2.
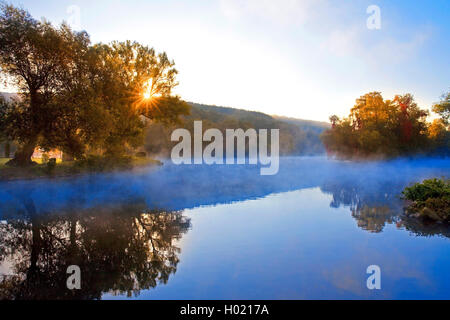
(0, 157, 163, 182)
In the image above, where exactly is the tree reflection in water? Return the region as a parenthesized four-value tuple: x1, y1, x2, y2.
(0, 199, 191, 300)
(321, 179, 403, 233)
(321, 179, 450, 237)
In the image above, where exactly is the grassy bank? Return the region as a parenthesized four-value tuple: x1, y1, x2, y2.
(0, 156, 162, 181)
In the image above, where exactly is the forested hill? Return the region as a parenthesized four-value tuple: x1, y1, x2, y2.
(272, 115, 330, 134)
(1, 93, 327, 157)
(144, 102, 328, 157)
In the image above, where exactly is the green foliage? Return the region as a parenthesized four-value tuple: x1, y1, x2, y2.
(321, 92, 448, 158)
(84, 41, 189, 157)
(402, 178, 450, 221)
(0, 4, 189, 166)
(0, 154, 161, 180)
(403, 178, 449, 203)
(0, 3, 93, 164)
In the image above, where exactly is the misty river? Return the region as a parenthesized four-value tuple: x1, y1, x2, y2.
(0, 156, 449, 299)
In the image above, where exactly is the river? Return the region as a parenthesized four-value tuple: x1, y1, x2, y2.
(0, 156, 449, 299)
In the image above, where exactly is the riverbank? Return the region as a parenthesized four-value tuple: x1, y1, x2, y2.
(402, 178, 450, 222)
(0, 157, 162, 181)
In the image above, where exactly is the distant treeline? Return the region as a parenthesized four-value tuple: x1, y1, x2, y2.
(0, 93, 330, 158)
(321, 91, 450, 158)
(144, 102, 330, 157)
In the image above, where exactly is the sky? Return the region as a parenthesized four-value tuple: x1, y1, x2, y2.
(3, 0, 450, 121)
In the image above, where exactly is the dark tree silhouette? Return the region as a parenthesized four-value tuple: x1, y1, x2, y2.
(0, 198, 191, 300)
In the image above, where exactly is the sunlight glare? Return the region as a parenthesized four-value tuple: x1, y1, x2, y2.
(143, 79, 153, 100)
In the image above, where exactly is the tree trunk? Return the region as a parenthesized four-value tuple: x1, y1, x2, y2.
(6, 89, 41, 166)
(4, 141, 10, 158)
(6, 137, 37, 166)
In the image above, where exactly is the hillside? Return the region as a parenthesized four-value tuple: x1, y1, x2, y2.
(272, 115, 330, 134)
(1, 93, 327, 158)
(144, 102, 327, 157)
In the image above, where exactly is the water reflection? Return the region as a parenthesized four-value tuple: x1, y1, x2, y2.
(399, 216, 450, 238)
(0, 157, 449, 299)
(321, 180, 401, 233)
(0, 198, 190, 300)
(320, 174, 450, 237)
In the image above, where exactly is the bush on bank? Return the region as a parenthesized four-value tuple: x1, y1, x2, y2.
(402, 178, 450, 222)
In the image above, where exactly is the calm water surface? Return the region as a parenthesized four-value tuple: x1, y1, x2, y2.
(0, 157, 449, 299)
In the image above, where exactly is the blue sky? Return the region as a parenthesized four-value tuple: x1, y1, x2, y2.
(4, 0, 450, 121)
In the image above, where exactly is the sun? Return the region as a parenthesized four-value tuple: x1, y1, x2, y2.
(143, 79, 153, 100)
(135, 79, 162, 110)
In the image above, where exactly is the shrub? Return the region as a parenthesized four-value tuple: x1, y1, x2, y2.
(403, 178, 450, 202)
(402, 178, 450, 221)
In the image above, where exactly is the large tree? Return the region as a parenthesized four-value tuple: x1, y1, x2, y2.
(0, 4, 189, 165)
(0, 4, 92, 165)
(85, 41, 189, 156)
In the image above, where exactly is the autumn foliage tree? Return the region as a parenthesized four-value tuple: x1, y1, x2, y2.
(432, 91, 450, 126)
(321, 92, 447, 158)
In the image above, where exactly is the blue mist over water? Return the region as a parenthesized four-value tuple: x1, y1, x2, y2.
(0, 156, 448, 216)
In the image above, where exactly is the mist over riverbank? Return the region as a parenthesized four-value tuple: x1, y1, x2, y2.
(1, 156, 448, 215)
